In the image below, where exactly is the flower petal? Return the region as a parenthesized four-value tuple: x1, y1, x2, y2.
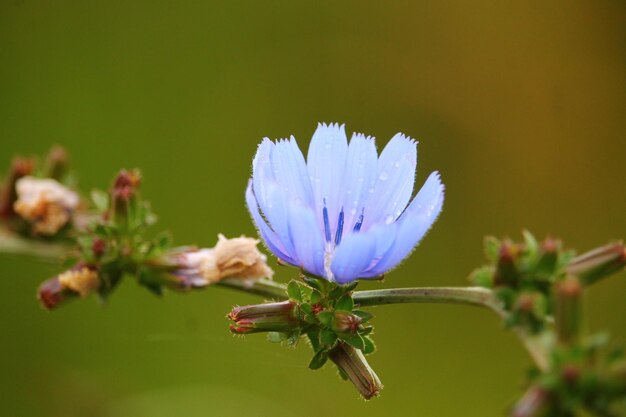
(307, 123, 348, 240)
(362, 133, 417, 230)
(287, 202, 326, 277)
(360, 222, 397, 278)
(331, 232, 377, 284)
(271, 136, 314, 206)
(341, 133, 378, 232)
(366, 171, 444, 275)
(245, 181, 297, 264)
(252, 138, 277, 212)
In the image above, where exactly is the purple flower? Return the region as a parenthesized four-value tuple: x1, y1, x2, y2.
(245, 123, 444, 284)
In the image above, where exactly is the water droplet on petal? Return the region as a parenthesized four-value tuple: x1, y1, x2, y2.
(379, 172, 389, 181)
(394, 161, 401, 168)
(384, 214, 394, 224)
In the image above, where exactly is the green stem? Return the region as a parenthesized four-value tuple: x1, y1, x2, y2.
(0, 229, 69, 261)
(353, 287, 503, 314)
(216, 278, 288, 300)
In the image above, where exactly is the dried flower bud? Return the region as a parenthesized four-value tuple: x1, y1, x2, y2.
(169, 234, 273, 289)
(0, 157, 34, 219)
(38, 276, 71, 310)
(13, 176, 79, 235)
(331, 311, 362, 335)
(57, 266, 100, 298)
(228, 301, 299, 334)
(328, 341, 383, 400)
(566, 242, 626, 286)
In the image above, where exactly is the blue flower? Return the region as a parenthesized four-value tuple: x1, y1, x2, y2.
(245, 123, 444, 284)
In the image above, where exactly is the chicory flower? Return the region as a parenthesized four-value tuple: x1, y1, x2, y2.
(246, 123, 444, 284)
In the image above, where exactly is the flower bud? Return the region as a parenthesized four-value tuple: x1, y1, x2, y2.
(110, 170, 141, 225)
(555, 276, 582, 345)
(331, 311, 362, 335)
(44, 146, 69, 181)
(38, 276, 73, 310)
(495, 241, 520, 287)
(535, 237, 560, 277)
(13, 176, 79, 235)
(566, 242, 626, 286)
(328, 341, 383, 400)
(228, 301, 299, 334)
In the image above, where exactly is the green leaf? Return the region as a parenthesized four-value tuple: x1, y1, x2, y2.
(523, 230, 539, 260)
(484, 236, 501, 263)
(352, 310, 374, 323)
(317, 311, 333, 327)
(470, 266, 495, 288)
(337, 367, 349, 381)
(335, 295, 354, 312)
(306, 329, 321, 351)
(359, 326, 374, 336)
(320, 329, 338, 346)
(91, 189, 109, 212)
(309, 350, 328, 370)
(287, 281, 303, 302)
(362, 336, 376, 354)
(342, 333, 365, 351)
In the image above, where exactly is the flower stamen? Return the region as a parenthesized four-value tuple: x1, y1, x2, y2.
(353, 209, 364, 232)
(335, 208, 345, 246)
(323, 199, 331, 242)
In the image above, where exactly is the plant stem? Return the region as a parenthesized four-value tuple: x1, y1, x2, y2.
(0, 232, 550, 370)
(216, 278, 288, 300)
(0, 229, 69, 261)
(353, 287, 504, 314)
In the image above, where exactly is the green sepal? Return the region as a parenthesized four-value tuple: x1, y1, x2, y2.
(352, 309, 374, 323)
(335, 295, 354, 312)
(317, 311, 334, 327)
(310, 289, 322, 304)
(341, 333, 366, 351)
(362, 336, 376, 354)
(306, 328, 321, 351)
(522, 230, 539, 263)
(320, 329, 338, 346)
(337, 367, 349, 381)
(287, 280, 303, 302)
(309, 350, 329, 370)
(359, 326, 374, 336)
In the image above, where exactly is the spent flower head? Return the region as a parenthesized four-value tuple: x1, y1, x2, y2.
(246, 122, 444, 284)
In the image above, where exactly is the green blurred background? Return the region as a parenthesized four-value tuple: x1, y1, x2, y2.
(1, 1, 625, 416)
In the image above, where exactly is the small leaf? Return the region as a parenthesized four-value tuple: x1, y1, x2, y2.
(335, 295, 354, 312)
(484, 236, 501, 263)
(337, 367, 349, 381)
(360, 326, 374, 336)
(362, 336, 376, 354)
(310, 289, 322, 304)
(287, 281, 303, 302)
(352, 310, 374, 322)
(309, 350, 328, 370)
(320, 329, 338, 346)
(469, 266, 495, 288)
(317, 311, 333, 327)
(91, 189, 109, 212)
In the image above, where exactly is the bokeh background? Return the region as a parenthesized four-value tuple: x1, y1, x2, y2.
(1, 1, 625, 416)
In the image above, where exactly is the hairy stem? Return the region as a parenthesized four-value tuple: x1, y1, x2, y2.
(0, 229, 69, 261)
